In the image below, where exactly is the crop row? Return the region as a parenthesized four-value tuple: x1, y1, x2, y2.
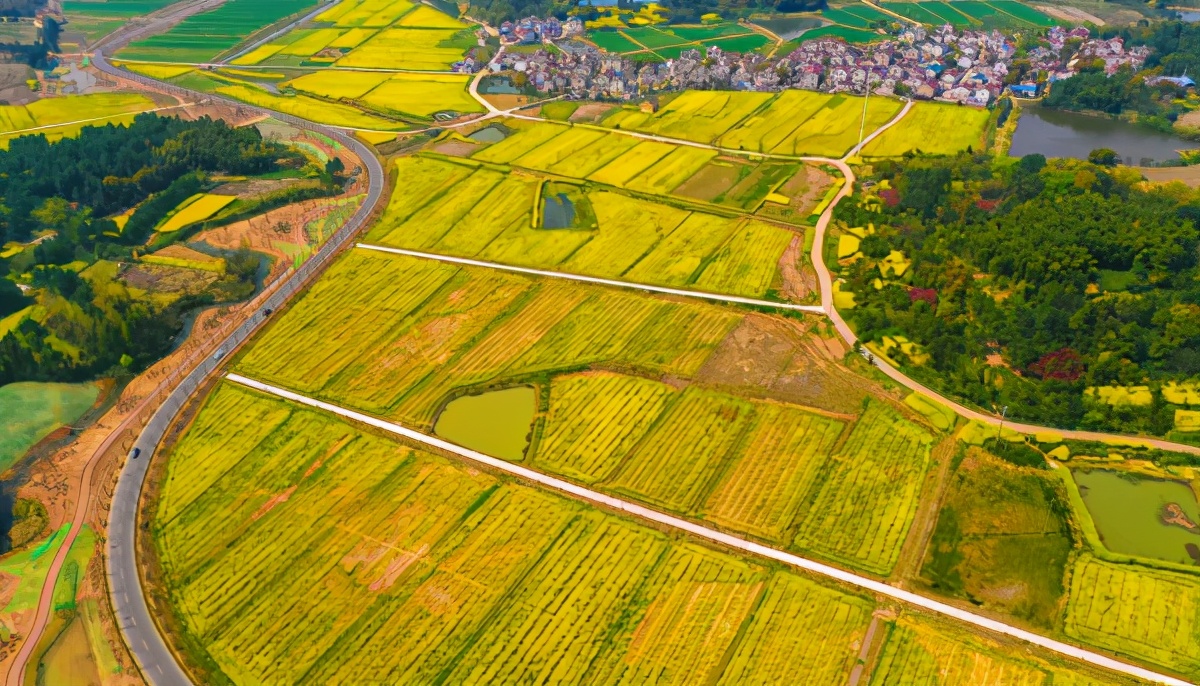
(1065, 555, 1200, 677)
(369, 155, 797, 299)
(118, 0, 316, 62)
(158, 384, 882, 684)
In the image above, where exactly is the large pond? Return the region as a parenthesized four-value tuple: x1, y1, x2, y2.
(434, 387, 536, 461)
(1009, 107, 1200, 164)
(1074, 469, 1200, 565)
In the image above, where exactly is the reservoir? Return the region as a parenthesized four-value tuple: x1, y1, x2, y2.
(1073, 468, 1200, 565)
(1009, 107, 1199, 164)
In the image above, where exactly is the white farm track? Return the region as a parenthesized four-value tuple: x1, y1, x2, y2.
(12, 5, 1193, 685)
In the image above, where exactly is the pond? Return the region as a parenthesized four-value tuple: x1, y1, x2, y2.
(542, 192, 576, 229)
(1074, 468, 1200, 565)
(1009, 107, 1200, 164)
(434, 387, 536, 461)
(1180, 10, 1200, 22)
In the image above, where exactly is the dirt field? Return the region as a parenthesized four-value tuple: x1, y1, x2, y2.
(695, 314, 874, 414)
(1138, 165, 1200, 187)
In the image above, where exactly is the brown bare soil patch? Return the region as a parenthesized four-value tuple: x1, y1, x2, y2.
(1139, 165, 1200, 188)
(432, 140, 478, 156)
(756, 164, 831, 223)
(673, 160, 746, 202)
(252, 485, 297, 521)
(696, 314, 872, 413)
(483, 94, 529, 110)
(151, 244, 221, 263)
(211, 177, 302, 198)
(569, 102, 615, 123)
(777, 235, 811, 302)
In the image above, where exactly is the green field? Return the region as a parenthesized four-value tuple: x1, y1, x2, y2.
(117, 0, 318, 62)
(155, 381, 879, 684)
(0, 382, 98, 473)
(879, 1, 1053, 28)
(920, 450, 1071, 628)
(587, 22, 769, 57)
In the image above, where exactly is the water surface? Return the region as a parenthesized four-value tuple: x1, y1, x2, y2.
(1010, 107, 1199, 163)
(434, 387, 536, 461)
(1074, 468, 1200, 565)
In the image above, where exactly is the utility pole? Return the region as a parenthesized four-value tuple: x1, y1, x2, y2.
(996, 405, 1008, 440)
(857, 72, 876, 152)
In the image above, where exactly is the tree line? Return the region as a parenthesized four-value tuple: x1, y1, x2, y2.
(836, 152, 1200, 437)
(0, 115, 303, 386)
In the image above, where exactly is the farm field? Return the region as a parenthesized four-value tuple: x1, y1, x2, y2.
(117, 0, 319, 62)
(919, 449, 1071, 628)
(0, 382, 98, 473)
(599, 90, 902, 157)
(235, 1, 470, 67)
(363, 154, 799, 298)
(234, 248, 937, 573)
(870, 614, 1130, 685)
(588, 22, 770, 58)
(451, 120, 823, 218)
(154, 381, 885, 684)
(287, 71, 482, 118)
(0, 93, 156, 136)
(860, 101, 992, 157)
(156, 194, 237, 233)
(878, 1, 1054, 28)
(1065, 555, 1200, 679)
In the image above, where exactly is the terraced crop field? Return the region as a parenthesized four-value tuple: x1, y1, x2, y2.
(587, 22, 770, 58)
(156, 382, 887, 684)
(363, 155, 798, 299)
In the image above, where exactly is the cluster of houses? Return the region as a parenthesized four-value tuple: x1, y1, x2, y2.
(477, 16, 1157, 108)
(497, 16, 584, 45)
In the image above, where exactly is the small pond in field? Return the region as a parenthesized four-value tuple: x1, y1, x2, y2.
(1073, 468, 1200, 565)
(434, 387, 536, 461)
(542, 192, 576, 229)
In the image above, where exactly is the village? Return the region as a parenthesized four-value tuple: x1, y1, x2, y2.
(473, 17, 1151, 107)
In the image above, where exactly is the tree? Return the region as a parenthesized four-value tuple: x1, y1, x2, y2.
(1088, 148, 1120, 166)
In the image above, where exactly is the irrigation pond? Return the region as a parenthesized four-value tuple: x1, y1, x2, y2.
(1073, 468, 1200, 566)
(434, 386, 536, 461)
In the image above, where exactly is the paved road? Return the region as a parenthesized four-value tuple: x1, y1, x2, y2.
(1, 48, 388, 686)
(226, 373, 1193, 686)
(356, 244, 826, 314)
(805, 104, 1200, 457)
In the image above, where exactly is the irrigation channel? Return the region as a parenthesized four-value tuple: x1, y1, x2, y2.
(25, 28, 1200, 686)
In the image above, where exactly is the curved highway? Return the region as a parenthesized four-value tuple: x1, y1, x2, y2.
(8, 48, 387, 686)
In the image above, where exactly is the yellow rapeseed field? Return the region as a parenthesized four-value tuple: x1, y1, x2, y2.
(156, 194, 236, 233)
(157, 382, 884, 684)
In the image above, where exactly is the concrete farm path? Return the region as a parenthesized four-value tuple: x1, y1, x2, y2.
(226, 373, 1193, 686)
(356, 244, 826, 313)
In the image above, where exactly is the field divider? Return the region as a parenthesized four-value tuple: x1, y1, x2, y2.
(223, 372, 1193, 686)
(354, 243, 826, 314)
